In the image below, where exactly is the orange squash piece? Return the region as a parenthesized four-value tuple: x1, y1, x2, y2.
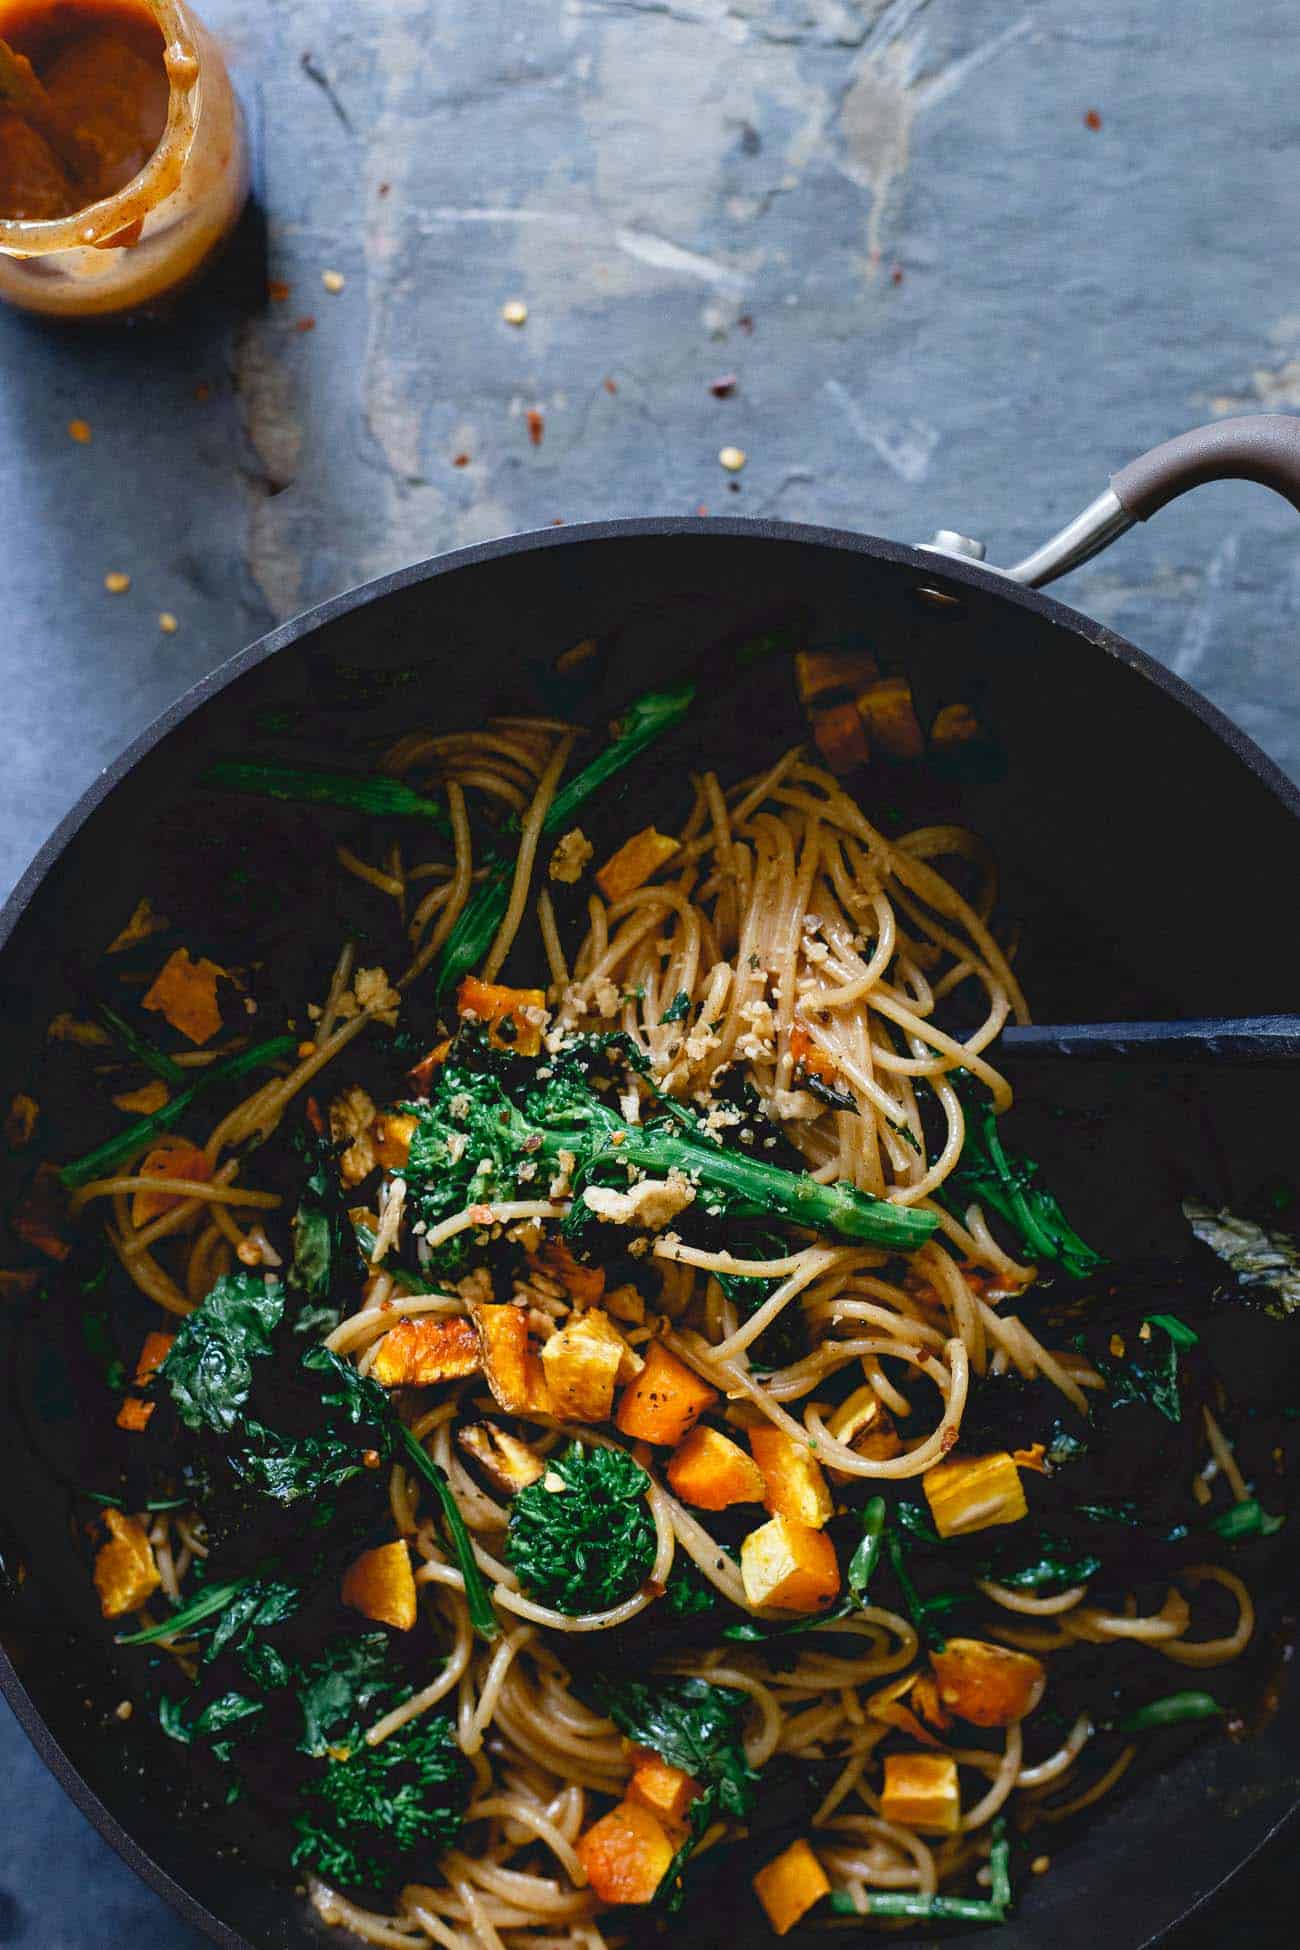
(794, 646, 880, 707)
(856, 674, 924, 762)
(740, 1513, 840, 1614)
(614, 1342, 717, 1446)
(749, 1426, 833, 1529)
(370, 1315, 481, 1388)
(536, 1238, 605, 1306)
(142, 948, 225, 1046)
(473, 1304, 551, 1416)
(880, 1752, 960, 1835)
(626, 1749, 700, 1827)
(809, 700, 868, 775)
(576, 1800, 676, 1905)
(923, 1452, 1027, 1539)
(130, 1138, 212, 1226)
(595, 827, 679, 903)
(753, 1838, 831, 1936)
(341, 1541, 418, 1631)
(115, 1330, 175, 1432)
(542, 1309, 640, 1423)
(93, 1508, 161, 1618)
(788, 1020, 841, 1087)
(457, 975, 547, 1056)
(666, 1425, 764, 1511)
(372, 1109, 419, 1172)
(929, 1637, 1046, 1728)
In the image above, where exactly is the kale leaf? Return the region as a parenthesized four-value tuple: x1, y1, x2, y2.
(942, 1076, 1103, 1280)
(291, 1713, 469, 1892)
(287, 1129, 361, 1332)
(590, 1674, 758, 1909)
(159, 1273, 285, 1434)
(506, 1442, 656, 1614)
(297, 1633, 398, 1757)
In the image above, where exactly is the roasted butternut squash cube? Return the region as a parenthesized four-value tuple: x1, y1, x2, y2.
(576, 1799, 677, 1905)
(457, 975, 547, 1055)
(810, 700, 869, 775)
(930, 700, 981, 750)
(794, 646, 879, 707)
(749, 1426, 833, 1529)
(740, 1513, 840, 1614)
(827, 1388, 903, 1475)
(753, 1838, 831, 1936)
(372, 1109, 418, 1172)
(458, 1421, 545, 1495)
(923, 1452, 1027, 1539)
(474, 1303, 534, 1414)
(371, 1315, 482, 1388)
(341, 1541, 418, 1631)
(856, 674, 924, 762)
(666, 1425, 764, 1511)
(615, 1342, 717, 1446)
(115, 1329, 175, 1431)
(142, 947, 225, 1046)
(930, 1638, 1046, 1728)
(880, 1752, 960, 1835)
(595, 827, 680, 903)
(536, 1238, 605, 1306)
(93, 1509, 161, 1619)
(542, 1312, 627, 1423)
(130, 1139, 211, 1226)
(626, 1749, 700, 1827)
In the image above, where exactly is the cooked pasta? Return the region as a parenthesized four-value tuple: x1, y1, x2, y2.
(23, 678, 1286, 1947)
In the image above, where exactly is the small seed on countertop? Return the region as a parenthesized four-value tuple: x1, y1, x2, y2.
(159, 612, 178, 634)
(68, 418, 92, 444)
(104, 571, 130, 594)
(501, 298, 528, 326)
(322, 269, 345, 293)
(718, 445, 746, 472)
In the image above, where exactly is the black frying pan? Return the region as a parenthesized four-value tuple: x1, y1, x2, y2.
(2, 416, 1299, 1949)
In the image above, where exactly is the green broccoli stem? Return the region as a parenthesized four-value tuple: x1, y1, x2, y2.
(946, 1086, 1103, 1280)
(828, 1821, 1009, 1923)
(558, 1125, 937, 1251)
(542, 680, 696, 834)
(431, 682, 698, 1000)
(96, 1002, 187, 1086)
(117, 1579, 249, 1646)
(201, 760, 451, 831)
(59, 1034, 299, 1190)
(1115, 1691, 1223, 1732)
(397, 1426, 498, 1641)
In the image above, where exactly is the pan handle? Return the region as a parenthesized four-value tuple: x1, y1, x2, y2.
(1005, 414, 1300, 588)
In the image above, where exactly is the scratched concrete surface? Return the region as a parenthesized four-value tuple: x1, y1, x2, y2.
(2, 0, 1299, 1942)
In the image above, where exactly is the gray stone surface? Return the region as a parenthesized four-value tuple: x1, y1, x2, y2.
(1, 0, 1298, 1942)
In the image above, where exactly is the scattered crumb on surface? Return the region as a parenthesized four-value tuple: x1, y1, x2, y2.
(501, 298, 528, 326)
(68, 418, 92, 444)
(104, 571, 130, 594)
(322, 268, 345, 293)
(159, 611, 178, 634)
(719, 445, 746, 472)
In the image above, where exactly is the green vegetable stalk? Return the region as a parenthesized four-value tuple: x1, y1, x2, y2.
(1115, 1690, 1223, 1732)
(59, 1033, 298, 1189)
(828, 1818, 1011, 1924)
(201, 760, 451, 831)
(402, 1040, 937, 1253)
(943, 1077, 1104, 1279)
(1207, 1497, 1285, 1542)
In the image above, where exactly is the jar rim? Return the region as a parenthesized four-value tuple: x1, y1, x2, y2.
(0, 0, 200, 253)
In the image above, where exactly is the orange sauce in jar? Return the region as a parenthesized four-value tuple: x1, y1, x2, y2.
(0, 0, 170, 219)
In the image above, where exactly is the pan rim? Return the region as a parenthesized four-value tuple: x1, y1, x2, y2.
(2, 511, 1297, 1949)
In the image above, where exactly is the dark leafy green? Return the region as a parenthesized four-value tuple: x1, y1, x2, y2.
(1114, 1690, 1223, 1732)
(943, 1076, 1103, 1279)
(507, 1442, 655, 1615)
(1087, 1318, 1183, 1425)
(847, 1496, 887, 1603)
(401, 1035, 936, 1252)
(660, 989, 692, 1024)
(1208, 1497, 1284, 1541)
(159, 1274, 285, 1435)
(291, 1712, 469, 1893)
(296, 1633, 397, 1757)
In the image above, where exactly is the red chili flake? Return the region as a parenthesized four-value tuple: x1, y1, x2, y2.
(737, 313, 754, 334)
(305, 1096, 325, 1136)
(602, 376, 619, 395)
(695, 504, 709, 516)
(193, 381, 211, 403)
(378, 181, 391, 196)
(709, 373, 737, 398)
(267, 278, 291, 302)
(890, 265, 904, 286)
(1084, 108, 1102, 130)
(550, 516, 565, 525)
(295, 315, 316, 333)
(452, 452, 471, 467)
(526, 407, 545, 446)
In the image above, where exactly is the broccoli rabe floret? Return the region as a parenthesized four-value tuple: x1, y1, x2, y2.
(400, 1032, 936, 1251)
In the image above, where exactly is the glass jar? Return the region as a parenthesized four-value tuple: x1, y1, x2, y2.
(0, 0, 247, 317)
